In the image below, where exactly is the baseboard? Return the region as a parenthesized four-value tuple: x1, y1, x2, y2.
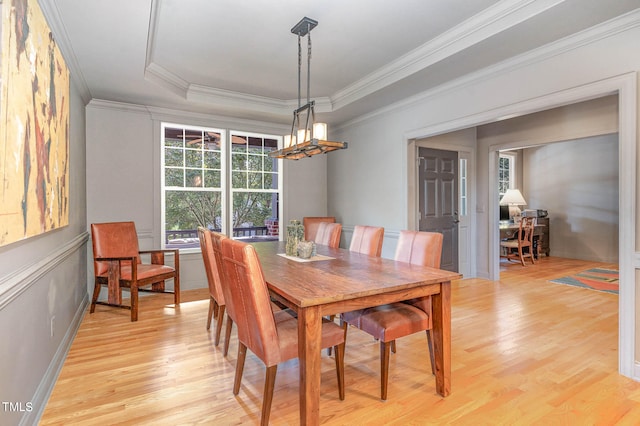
(24, 295, 89, 426)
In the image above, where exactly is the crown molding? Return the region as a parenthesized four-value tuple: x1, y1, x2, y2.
(331, 0, 566, 110)
(337, 8, 640, 131)
(38, 0, 92, 104)
(142, 0, 566, 117)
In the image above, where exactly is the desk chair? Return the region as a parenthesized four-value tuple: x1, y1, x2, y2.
(500, 217, 536, 266)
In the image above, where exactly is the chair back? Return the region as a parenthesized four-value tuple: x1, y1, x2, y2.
(303, 216, 336, 241)
(394, 230, 443, 268)
(395, 230, 443, 313)
(519, 217, 535, 246)
(91, 221, 141, 276)
(314, 222, 342, 248)
(349, 225, 384, 256)
(221, 238, 281, 365)
(198, 227, 225, 305)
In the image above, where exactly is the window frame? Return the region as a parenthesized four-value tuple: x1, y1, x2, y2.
(498, 152, 517, 197)
(161, 122, 282, 251)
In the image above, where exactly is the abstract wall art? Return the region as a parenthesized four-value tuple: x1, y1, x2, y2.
(0, 0, 70, 247)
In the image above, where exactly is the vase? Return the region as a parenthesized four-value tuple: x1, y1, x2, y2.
(297, 240, 315, 259)
(286, 220, 304, 256)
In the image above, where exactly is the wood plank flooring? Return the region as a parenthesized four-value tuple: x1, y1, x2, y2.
(41, 256, 640, 425)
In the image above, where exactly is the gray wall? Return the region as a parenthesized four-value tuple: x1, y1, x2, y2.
(523, 135, 619, 263)
(85, 101, 329, 294)
(0, 82, 87, 425)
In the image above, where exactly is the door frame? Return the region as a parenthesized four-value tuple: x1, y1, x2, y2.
(405, 72, 637, 380)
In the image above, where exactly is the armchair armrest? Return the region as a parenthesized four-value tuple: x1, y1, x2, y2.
(138, 249, 179, 271)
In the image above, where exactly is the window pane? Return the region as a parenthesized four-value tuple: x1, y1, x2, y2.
(185, 149, 202, 168)
(232, 171, 246, 188)
(204, 169, 221, 187)
(248, 172, 262, 189)
(165, 168, 183, 187)
(232, 192, 278, 239)
(165, 190, 222, 248)
(204, 150, 221, 169)
(165, 148, 183, 167)
(186, 169, 202, 187)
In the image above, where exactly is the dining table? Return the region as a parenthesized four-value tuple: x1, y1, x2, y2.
(252, 240, 462, 425)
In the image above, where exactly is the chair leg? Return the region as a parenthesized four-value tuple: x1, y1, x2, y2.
(207, 297, 216, 330)
(233, 343, 247, 395)
(518, 247, 525, 266)
(90, 282, 101, 313)
(380, 341, 391, 401)
(214, 305, 226, 347)
(224, 318, 234, 356)
(173, 274, 180, 305)
(131, 285, 139, 322)
(334, 342, 345, 400)
(426, 330, 435, 375)
(391, 340, 396, 354)
(261, 365, 278, 426)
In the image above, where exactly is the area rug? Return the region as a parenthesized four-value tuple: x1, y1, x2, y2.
(549, 268, 619, 294)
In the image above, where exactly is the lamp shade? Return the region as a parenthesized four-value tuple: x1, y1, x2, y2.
(500, 189, 527, 206)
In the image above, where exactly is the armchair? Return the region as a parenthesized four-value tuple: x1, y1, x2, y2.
(90, 222, 180, 321)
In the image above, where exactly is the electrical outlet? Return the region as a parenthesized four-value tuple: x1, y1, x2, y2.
(50, 316, 55, 338)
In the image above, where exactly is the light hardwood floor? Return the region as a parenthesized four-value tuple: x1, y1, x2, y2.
(41, 256, 640, 425)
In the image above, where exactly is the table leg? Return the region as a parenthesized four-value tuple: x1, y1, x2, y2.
(431, 281, 451, 397)
(297, 305, 322, 425)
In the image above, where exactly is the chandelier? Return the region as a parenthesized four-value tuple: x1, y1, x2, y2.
(269, 17, 348, 160)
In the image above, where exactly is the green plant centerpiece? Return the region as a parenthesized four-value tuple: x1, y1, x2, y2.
(286, 219, 304, 256)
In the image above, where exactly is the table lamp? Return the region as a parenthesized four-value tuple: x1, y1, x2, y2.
(500, 189, 527, 222)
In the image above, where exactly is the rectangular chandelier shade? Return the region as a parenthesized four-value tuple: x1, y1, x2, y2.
(269, 17, 347, 160)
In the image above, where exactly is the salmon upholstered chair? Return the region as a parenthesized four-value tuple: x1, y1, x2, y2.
(209, 231, 235, 356)
(341, 230, 444, 400)
(198, 227, 227, 346)
(220, 238, 345, 425)
(90, 221, 180, 321)
(303, 216, 336, 241)
(349, 225, 384, 256)
(314, 222, 342, 248)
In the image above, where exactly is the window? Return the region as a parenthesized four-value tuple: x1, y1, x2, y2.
(459, 158, 468, 216)
(230, 131, 280, 240)
(161, 123, 281, 249)
(498, 152, 516, 197)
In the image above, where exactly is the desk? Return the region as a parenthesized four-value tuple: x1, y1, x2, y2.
(253, 241, 462, 425)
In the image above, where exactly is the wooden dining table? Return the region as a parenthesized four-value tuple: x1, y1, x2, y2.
(252, 241, 462, 425)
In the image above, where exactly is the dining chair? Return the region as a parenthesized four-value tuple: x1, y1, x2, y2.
(197, 227, 227, 347)
(328, 224, 385, 352)
(314, 222, 342, 248)
(349, 225, 384, 256)
(500, 216, 536, 266)
(209, 230, 236, 357)
(220, 237, 345, 425)
(341, 230, 444, 400)
(303, 216, 336, 241)
(90, 221, 180, 321)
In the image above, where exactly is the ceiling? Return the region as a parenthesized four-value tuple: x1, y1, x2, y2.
(45, 0, 640, 127)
